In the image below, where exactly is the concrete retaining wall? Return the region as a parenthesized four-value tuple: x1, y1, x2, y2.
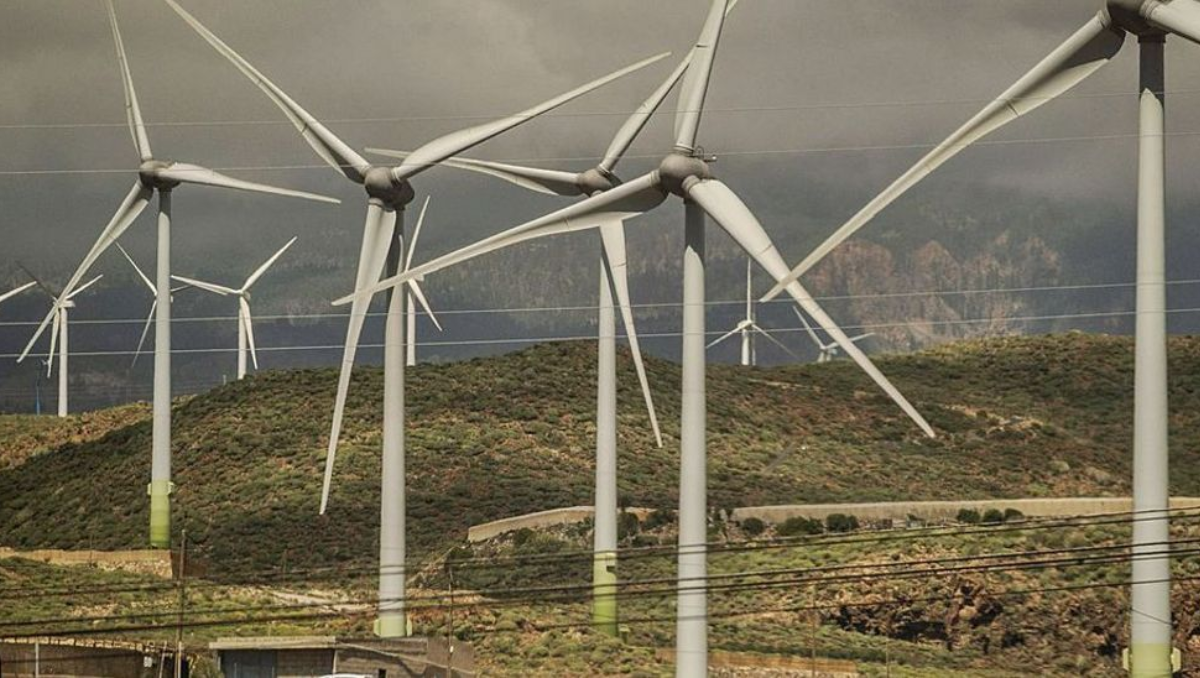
(467, 506, 652, 543)
(730, 497, 1200, 525)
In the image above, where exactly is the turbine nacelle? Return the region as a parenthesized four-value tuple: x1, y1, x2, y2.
(138, 160, 182, 191)
(577, 168, 618, 196)
(364, 166, 415, 207)
(1106, 1, 1164, 35)
(657, 153, 712, 197)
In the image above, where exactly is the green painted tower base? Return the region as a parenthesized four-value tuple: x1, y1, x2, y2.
(148, 480, 173, 549)
(374, 613, 410, 638)
(593, 551, 618, 636)
(1124, 644, 1178, 677)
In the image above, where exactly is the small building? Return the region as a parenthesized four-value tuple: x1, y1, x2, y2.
(209, 636, 472, 678)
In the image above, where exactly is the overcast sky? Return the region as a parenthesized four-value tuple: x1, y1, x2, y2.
(3, 0, 1200, 346)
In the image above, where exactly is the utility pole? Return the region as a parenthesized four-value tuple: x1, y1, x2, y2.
(175, 528, 186, 678)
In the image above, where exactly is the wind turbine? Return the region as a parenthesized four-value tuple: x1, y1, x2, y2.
(400, 197, 443, 368)
(706, 258, 798, 366)
(115, 243, 189, 368)
(360, 16, 753, 628)
(794, 308, 873, 364)
(172, 237, 298, 380)
(20, 268, 104, 418)
(164, 0, 668, 638)
(350, 1, 934, 670)
(761, 2, 1200, 672)
(16, 0, 339, 549)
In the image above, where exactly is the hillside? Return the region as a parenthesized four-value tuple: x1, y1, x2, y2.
(2, 333, 1200, 580)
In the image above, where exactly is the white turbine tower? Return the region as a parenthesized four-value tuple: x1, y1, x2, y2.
(761, 3, 1200, 673)
(164, 0, 668, 638)
(401, 197, 443, 368)
(794, 308, 873, 364)
(172, 237, 298, 380)
(20, 268, 104, 418)
(115, 243, 189, 368)
(352, 1, 935, 670)
(706, 258, 798, 366)
(17, 0, 339, 549)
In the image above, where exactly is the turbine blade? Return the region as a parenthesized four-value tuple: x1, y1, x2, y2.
(751, 323, 800, 359)
(153, 163, 339, 204)
(763, 13, 1124, 302)
(17, 265, 58, 300)
(793, 307, 823, 348)
(116, 242, 156, 294)
(163, 0, 370, 183)
(65, 275, 104, 300)
(19, 181, 152, 363)
(47, 311, 61, 378)
(1148, 0, 1200, 45)
(244, 237, 298, 290)
(850, 332, 876, 343)
(170, 275, 235, 296)
(599, 221, 662, 448)
(0, 281, 36, 305)
(675, 0, 730, 152)
(407, 280, 442, 332)
(706, 325, 742, 350)
(405, 196, 431, 271)
(687, 178, 935, 438)
(322, 203, 398, 514)
(604, 0, 740, 171)
(131, 300, 156, 368)
(106, 0, 152, 161)
(240, 297, 259, 370)
(368, 150, 583, 198)
(390, 52, 671, 183)
(335, 172, 667, 306)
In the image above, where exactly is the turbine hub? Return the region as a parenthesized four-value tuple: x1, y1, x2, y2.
(60, 299, 76, 309)
(1106, 0, 1162, 35)
(576, 168, 617, 195)
(657, 153, 711, 197)
(363, 166, 415, 207)
(139, 160, 180, 190)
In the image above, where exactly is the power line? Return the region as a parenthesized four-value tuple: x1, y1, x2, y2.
(0, 278, 1191, 329)
(4, 85, 1200, 132)
(0, 304, 1192, 361)
(4, 507, 1194, 601)
(2, 127, 1199, 177)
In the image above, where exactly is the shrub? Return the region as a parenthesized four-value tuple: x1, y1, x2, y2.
(778, 516, 824, 537)
(644, 509, 675, 531)
(956, 508, 981, 524)
(617, 511, 641, 541)
(982, 508, 1005, 525)
(741, 517, 766, 537)
(825, 513, 860, 533)
(1003, 508, 1025, 522)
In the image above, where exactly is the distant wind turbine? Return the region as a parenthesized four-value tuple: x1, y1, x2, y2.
(759, 3, 1200, 671)
(707, 258, 797, 366)
(348, 1, 934, 669)
(17, 0, 339, 549)
(20, 267, 103, 418)
(115, 243, 189, 369)
(172, 237, 297, 380)
(165, 0, 669, 638)
(401, 198, 443, 367)
(794, 308, 873, 364)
